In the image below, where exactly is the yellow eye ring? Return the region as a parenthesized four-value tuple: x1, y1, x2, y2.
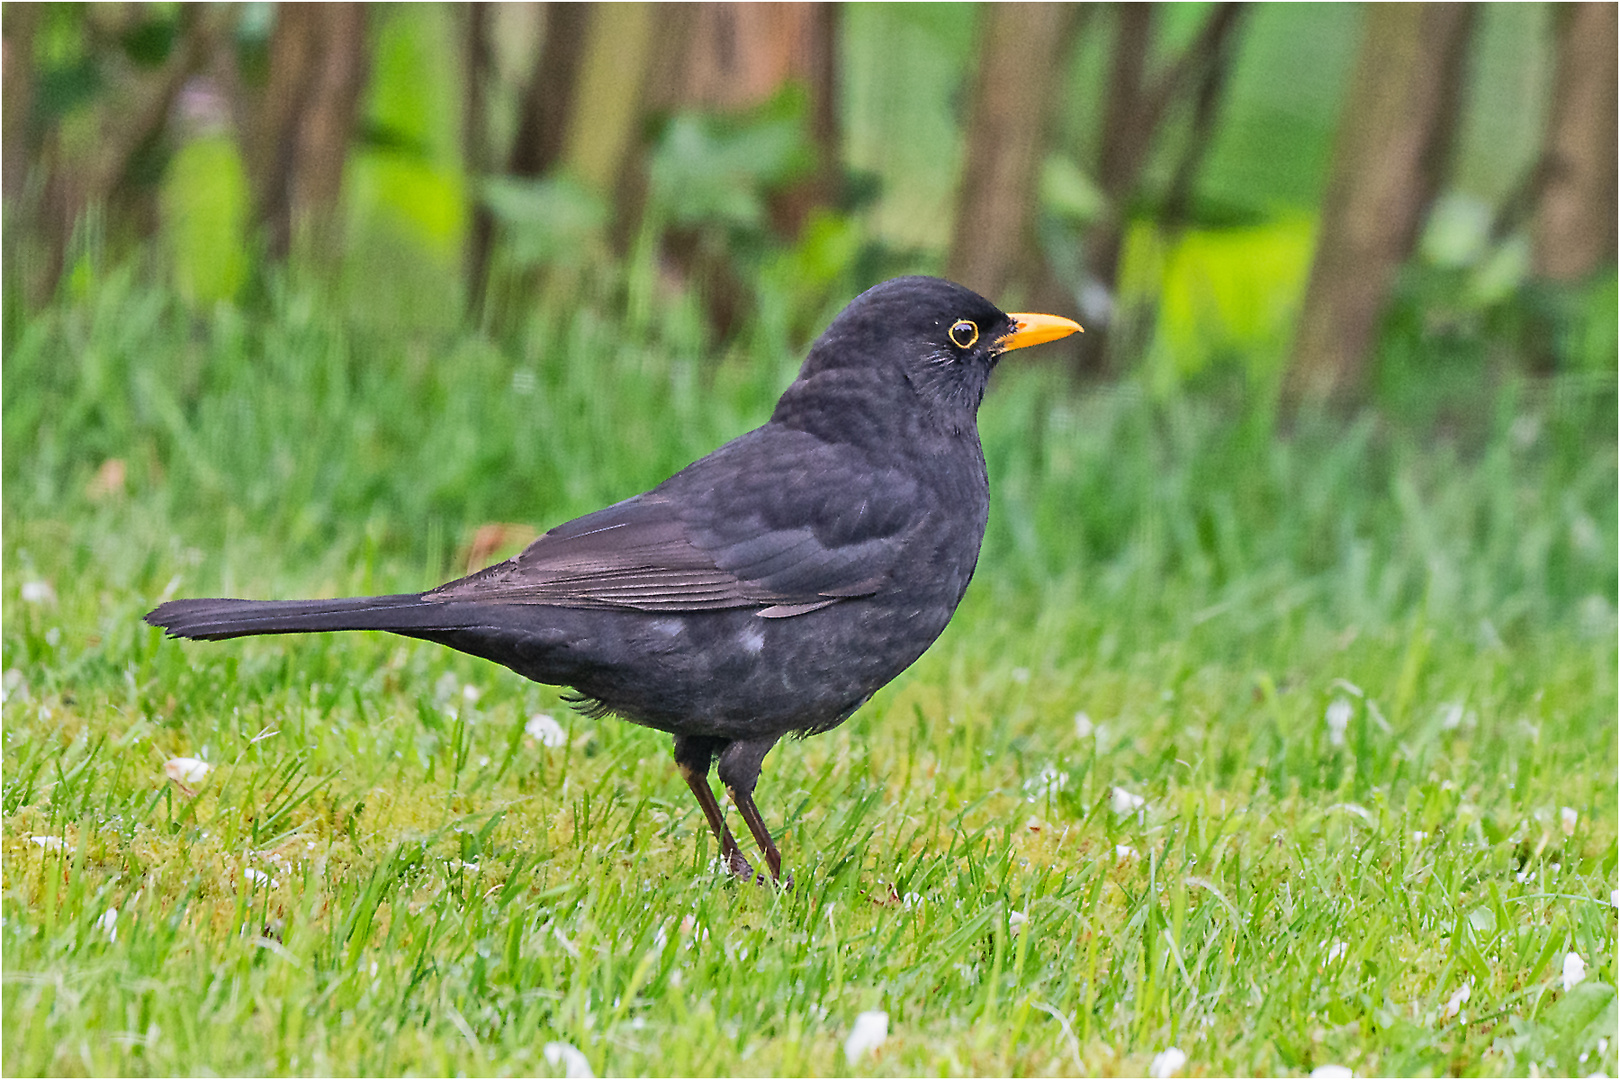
(949, 320, 979, 349)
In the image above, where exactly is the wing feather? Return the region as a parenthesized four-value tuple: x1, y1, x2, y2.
(424, 427, 919, 615)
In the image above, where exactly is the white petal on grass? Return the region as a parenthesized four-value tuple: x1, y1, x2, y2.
(1441, 982, 1471, 1019)
(1074, 711, 1094, 738)
(163, 757, 212, 785)
(1115, 844, 1137, 860)
(1009, 911, 1028, 934)
(526, 713, 567, 748)
(1610, 888, 1619, 910)
(244, 867, 276, 888)
(20, 580, 56, 606)
(1110, 786, 1145, 815)
(1024, 765, 1068, 800)
(1325, 697, 1353, 747)
(1561, 807, 1579, 835)
(1149, 1046, 1187, 1078)
(95, 907, 118, 943)
(28, 835, 65, 850)
(844, 1010, 889, 1064)
(1327, 941, 1348, 963)
(1563, 952, 1587, 990)
(1310, 1067, 1354, 1079)
(542, 1041, 594, 1079)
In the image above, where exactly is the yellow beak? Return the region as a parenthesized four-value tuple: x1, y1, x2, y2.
(997, 312, 1083, 353)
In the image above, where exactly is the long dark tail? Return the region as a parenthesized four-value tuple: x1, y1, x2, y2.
(145, 594, 466, 641)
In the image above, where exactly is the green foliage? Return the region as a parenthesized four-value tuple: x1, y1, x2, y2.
(161, 136, 250, 306)
(647, 89, 817, 234)
(481, 176, 608, 271)
(3, 269, 1615, 1076)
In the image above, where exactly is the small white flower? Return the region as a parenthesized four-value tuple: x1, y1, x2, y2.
(163, 757, 212, 785)
(844, 1010, 888, 1064)
(1562, 952, 1587, 990)
(1412, 831, 1429, 843)
(1327, 941, 1348, 963)
(1561, 807, 1579, 836)
(28, 835, 65, 850)
(95, 907, 118, 942)
(542, 1041, 594, 1078)
(1325, 698, 1353, 747)
(901, 892, 922, 910)
(1441, 982, 1471, 1019)
(1310, 1067, 1353, 1079)
(1610, 888, 1618, 910)
(1110, 786, 1145, 815)
(526, 713, 567, 747)
(1074, 711, 1094, 739)
(1024, 765, 1067, 800)
(20, 580, 56, 606)
(462, 683, 482, 703)
(244, 867, 272, 887)
(1150, 1046, 1187, 1078)
(1008, 911, 1028, 933)
(1115, 844, 1137, 860)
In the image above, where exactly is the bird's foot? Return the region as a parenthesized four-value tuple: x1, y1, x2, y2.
(723, 849, 756, 881)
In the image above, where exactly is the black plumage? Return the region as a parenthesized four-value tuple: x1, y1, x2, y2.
(146, 276, 1080, 882)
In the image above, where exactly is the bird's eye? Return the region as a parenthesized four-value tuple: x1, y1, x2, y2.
(948, 320, 979, 349)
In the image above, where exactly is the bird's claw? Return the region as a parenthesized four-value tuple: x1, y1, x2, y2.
(724, 849, 756, 881)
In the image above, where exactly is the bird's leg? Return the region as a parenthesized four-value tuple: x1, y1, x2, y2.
(717, 737, 786, 885)
(672, 735, 754, 880)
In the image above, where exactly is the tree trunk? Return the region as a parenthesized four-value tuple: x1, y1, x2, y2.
(562, 3, 659, 196)
(1161, 6, 1248, 232)
(462, 2, 496, 315)
(2, 4, 39, 210)
(675, 3, 833, 110)
(1070, 2, 1248, 375)
(1071, 1, 1157, 368)
(1532, 2, 1618, 282)
(946, 2, 1076, 303)
(23, 7, 205, 299)
(1286, 3, 1476, 406)
(252, 3, 368, 260)
(508, 3, 593, 180)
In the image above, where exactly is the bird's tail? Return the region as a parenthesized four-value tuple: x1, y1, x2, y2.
(145, 594, 466, 641)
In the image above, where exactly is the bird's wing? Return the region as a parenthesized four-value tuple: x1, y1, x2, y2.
(423, 428, 919, 615)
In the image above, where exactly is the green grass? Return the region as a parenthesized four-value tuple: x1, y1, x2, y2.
(3, 267, 1616, 1076)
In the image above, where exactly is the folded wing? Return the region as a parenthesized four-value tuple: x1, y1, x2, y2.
(424, 428, 918, 616)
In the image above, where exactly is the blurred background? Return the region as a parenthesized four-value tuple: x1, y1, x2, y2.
(2, 1, 1616, 623)
(4, 10, 1618, 1073)
(4, 1, 1615, 397)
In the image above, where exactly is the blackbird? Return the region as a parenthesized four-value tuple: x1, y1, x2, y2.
(145, 276, 1080, 882)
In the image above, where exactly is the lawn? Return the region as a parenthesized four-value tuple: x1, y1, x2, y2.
(3, 269, 1615, 1076)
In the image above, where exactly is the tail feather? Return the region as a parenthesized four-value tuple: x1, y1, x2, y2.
(145, 594, 463, 641)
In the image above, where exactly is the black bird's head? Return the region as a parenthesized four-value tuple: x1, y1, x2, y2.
(782, 277, 1082, 426)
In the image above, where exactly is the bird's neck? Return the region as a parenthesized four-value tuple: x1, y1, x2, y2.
(771, 369, 983, 449)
